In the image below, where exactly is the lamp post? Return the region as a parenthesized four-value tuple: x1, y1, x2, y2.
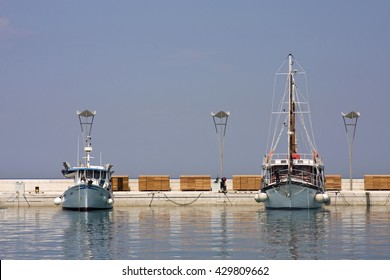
(342, 111, 360, 191)
(211, 111, 230, 179)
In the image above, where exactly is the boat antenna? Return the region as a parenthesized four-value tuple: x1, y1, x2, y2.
(77, 110, 96, 168)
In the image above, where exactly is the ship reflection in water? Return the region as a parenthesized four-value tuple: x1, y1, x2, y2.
(62, 210, 114, 259)
(0, 206, 389, 259)
(257, 209, 328, 260)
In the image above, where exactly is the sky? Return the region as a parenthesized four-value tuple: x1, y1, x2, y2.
(0, 0, 389, 179)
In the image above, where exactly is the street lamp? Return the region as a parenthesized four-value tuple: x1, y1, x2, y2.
(211, 111, 230, 179)
(342, 111, 360, 191)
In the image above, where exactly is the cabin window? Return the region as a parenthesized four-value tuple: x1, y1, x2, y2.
(271, 165, 288, 182)
(94, 171, 100, 179)
(101, 171, 106, 179)
(293, 166, 313, 182)
(272, 166, 287, 175)
(86, 170, 93, 179)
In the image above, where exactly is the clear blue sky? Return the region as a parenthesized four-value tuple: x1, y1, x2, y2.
(0, 0, 389, 179)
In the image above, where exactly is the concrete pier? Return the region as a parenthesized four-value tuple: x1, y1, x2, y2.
(0, 178, 390, 207)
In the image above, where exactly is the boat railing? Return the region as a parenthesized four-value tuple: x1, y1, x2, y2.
(263, 168, 323, 188)
(264, 153, 321, 165)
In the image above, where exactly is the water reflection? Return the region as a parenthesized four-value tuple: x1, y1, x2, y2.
(324, 206, 390, 259)
(62, 210, 114, 260)
(0, 207, 66, 259)
(256, 209, 328, 259)
(0, 206, 390, 259)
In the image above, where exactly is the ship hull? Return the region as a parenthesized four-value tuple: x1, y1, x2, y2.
(262, 181, 323, 209)
(62, 184, 113, 211)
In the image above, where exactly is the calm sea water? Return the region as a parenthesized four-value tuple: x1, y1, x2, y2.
(0, 205, 389, 260)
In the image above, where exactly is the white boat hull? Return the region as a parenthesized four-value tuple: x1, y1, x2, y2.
(61, 184, 114, 210)
(263, 181, 323, 209)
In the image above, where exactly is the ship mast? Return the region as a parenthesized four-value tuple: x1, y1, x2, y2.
(287, 54, 296, 172)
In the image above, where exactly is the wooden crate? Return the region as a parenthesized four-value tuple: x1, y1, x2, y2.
(365, 175, 390, 190)
(180, 175, 211, 191)
(232, 175, 262, 191)
(138, 175, 171, 191)
(112, 175, 130, 191)
(325, 175, 342, 191)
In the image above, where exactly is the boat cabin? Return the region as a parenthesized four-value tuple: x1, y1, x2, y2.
(76, 168, 108, 181)
(66, 167, 112, 188)
(262, 153, 323, 186)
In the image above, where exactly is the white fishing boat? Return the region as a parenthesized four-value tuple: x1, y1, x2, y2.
(255, 54, 330, 209)
(54, 110, 114, 210)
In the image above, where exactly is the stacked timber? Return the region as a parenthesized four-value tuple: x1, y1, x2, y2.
(325, 175, 342, 191)
(364, 175, 390, 190)
(180, 175, 211, 191)
(232, 175, 262, 191)
(112, 175, 130, 191)
(138, 175, 171, 191)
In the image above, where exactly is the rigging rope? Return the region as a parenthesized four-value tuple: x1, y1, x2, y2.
(267, 58, 290, 154)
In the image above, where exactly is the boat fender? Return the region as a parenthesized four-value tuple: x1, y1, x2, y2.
(314, 193, 324, 203)
(323, 193, 331, 205)
(107, 198, 113, 205)
(54, 197, 62, 205)
(254, 192, 268, 203)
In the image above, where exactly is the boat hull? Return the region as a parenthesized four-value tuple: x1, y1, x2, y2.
(61, 184, 113, 210)
(263, 181, 323, 209)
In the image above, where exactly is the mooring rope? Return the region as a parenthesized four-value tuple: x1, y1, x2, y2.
(162, 192, 203, 206)
(335, 191, 351, 206)
(383, 193, 390, 205)
(6, 192, 30, 207)
(376, 192, 390, 206)
(6, 193, 18, 202)
(148, 192, 203, 207)
(148, 192, 155, 207)
(223, 192, 233, 206)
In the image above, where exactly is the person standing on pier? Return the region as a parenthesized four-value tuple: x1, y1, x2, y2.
(220, 177, 227, 193)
